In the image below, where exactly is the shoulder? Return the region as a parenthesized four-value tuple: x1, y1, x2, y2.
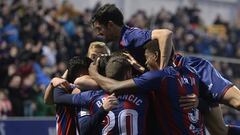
(121, 26, 152, 46)
(141, 69, 169, 80)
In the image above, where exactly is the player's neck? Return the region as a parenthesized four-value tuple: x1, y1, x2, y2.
(114, 26, 122, 42)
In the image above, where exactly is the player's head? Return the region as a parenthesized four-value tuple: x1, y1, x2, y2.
(105, 52, 132, 81)
(87, 41, 110, 61)
(66, 56, 92, 83)
(144, 40, 175, 71)
(98, 55, 111, 76)
(91, 4, 124, 42)
(144, 40, 160, 71)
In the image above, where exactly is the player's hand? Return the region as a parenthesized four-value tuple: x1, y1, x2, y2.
(51, 77, 69, 89)
(179, 94, 199, 110)
(123, 52, 145, 73)
(89, 57, 100, 77)
(51, 77, 67, 87)
(102, 93, 118, 111)
(61, 70, 68, 79)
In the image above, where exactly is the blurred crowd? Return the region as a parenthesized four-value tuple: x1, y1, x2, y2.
(0, 0, 239, 121)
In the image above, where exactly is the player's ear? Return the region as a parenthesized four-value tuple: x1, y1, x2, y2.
(153, 51, 159, 61)
(107, 21, 114, 28)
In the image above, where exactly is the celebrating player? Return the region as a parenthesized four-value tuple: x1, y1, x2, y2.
(91, 4, 173, 68)
(53, 54, 151, 134)
(89, 42, 206, 134)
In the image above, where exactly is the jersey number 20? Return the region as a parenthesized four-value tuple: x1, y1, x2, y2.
(102, 109, 138, 135)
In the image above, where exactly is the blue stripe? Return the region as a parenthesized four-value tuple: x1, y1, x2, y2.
(61, 108, 67, 134)
(167, 78, 188, 134)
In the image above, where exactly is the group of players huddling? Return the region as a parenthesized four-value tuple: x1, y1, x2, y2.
(44, 4, 240, 135)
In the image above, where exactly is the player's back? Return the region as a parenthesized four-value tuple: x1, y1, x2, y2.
(82, 89, 149, 135)
(150, 66, 205, 135)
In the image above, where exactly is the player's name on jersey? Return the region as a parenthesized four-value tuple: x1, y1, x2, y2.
(96, 94, 143, 108)
(117, 94, 143, 106)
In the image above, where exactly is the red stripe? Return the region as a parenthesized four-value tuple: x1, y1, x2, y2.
(188, 73, 205, 135)
(189, 72, 205, 134)
(57, 118, 63, 135)
(161, 79, 182, 135)
(66, 107, 76, 135)
(126, 115, 131, 135)
(176, 73, 194, 135)
(151, 92, 169, 135)
(57, 108, 63, 135)
(188, 72, 198, 96)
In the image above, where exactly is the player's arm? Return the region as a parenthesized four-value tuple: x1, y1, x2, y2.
(90, 69, 136, 93)
(44, 77, 69, 105)
(187, 58, 240, 110)
(53, 87, 89, 106)
(79, 94, 118, 135)
(74, 75, 100, 91)
(88, 59, 137, 93)
(221, 86, 240, 110)
(89, 60, 161, 93)
(151, 29, 173, 69)
(203, 105, 228, 135)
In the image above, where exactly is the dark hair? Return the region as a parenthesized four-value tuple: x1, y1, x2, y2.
(98, 55, 111, 76)
(66, 56, 92, 83)
(144, 39, 175, 65)
(144, 39, 159, 53)
(105, 54, 131, 81)
(91, 4, 124, 27)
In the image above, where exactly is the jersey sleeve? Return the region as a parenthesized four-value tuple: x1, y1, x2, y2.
(133, 71, 163, 92)
(187, 57, 233, 102)
(122, 28, 152, 48)
(53, 88, 92, 107)
(131, 29, 152, 48)
(176, 55, 234, 102)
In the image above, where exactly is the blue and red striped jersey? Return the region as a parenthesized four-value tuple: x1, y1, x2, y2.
(134, 66, 205, 135)
(54, 88, 79, 135)
(119, 25, 152, 66)
(56, 105, 78, 135)
(72, 90, 149, 135)
(173, 54, 233, 102)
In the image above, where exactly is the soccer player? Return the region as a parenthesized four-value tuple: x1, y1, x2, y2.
(44, 56, 117, 135)
(159, 33, 240, 134)
(74, 41, 110, 89)
(54, 54, 151, 135)
(44, 56, 91, 135)
(89, 40, 240, 135)
(91, 4, 173, 68)
(89, 41, 206, 134)
(91, 4, 240, 109)
(87, 41, 111, 60)
(148, 23, 240, 110)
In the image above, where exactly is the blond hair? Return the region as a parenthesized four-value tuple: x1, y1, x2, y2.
(87, 41, 110, 57)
